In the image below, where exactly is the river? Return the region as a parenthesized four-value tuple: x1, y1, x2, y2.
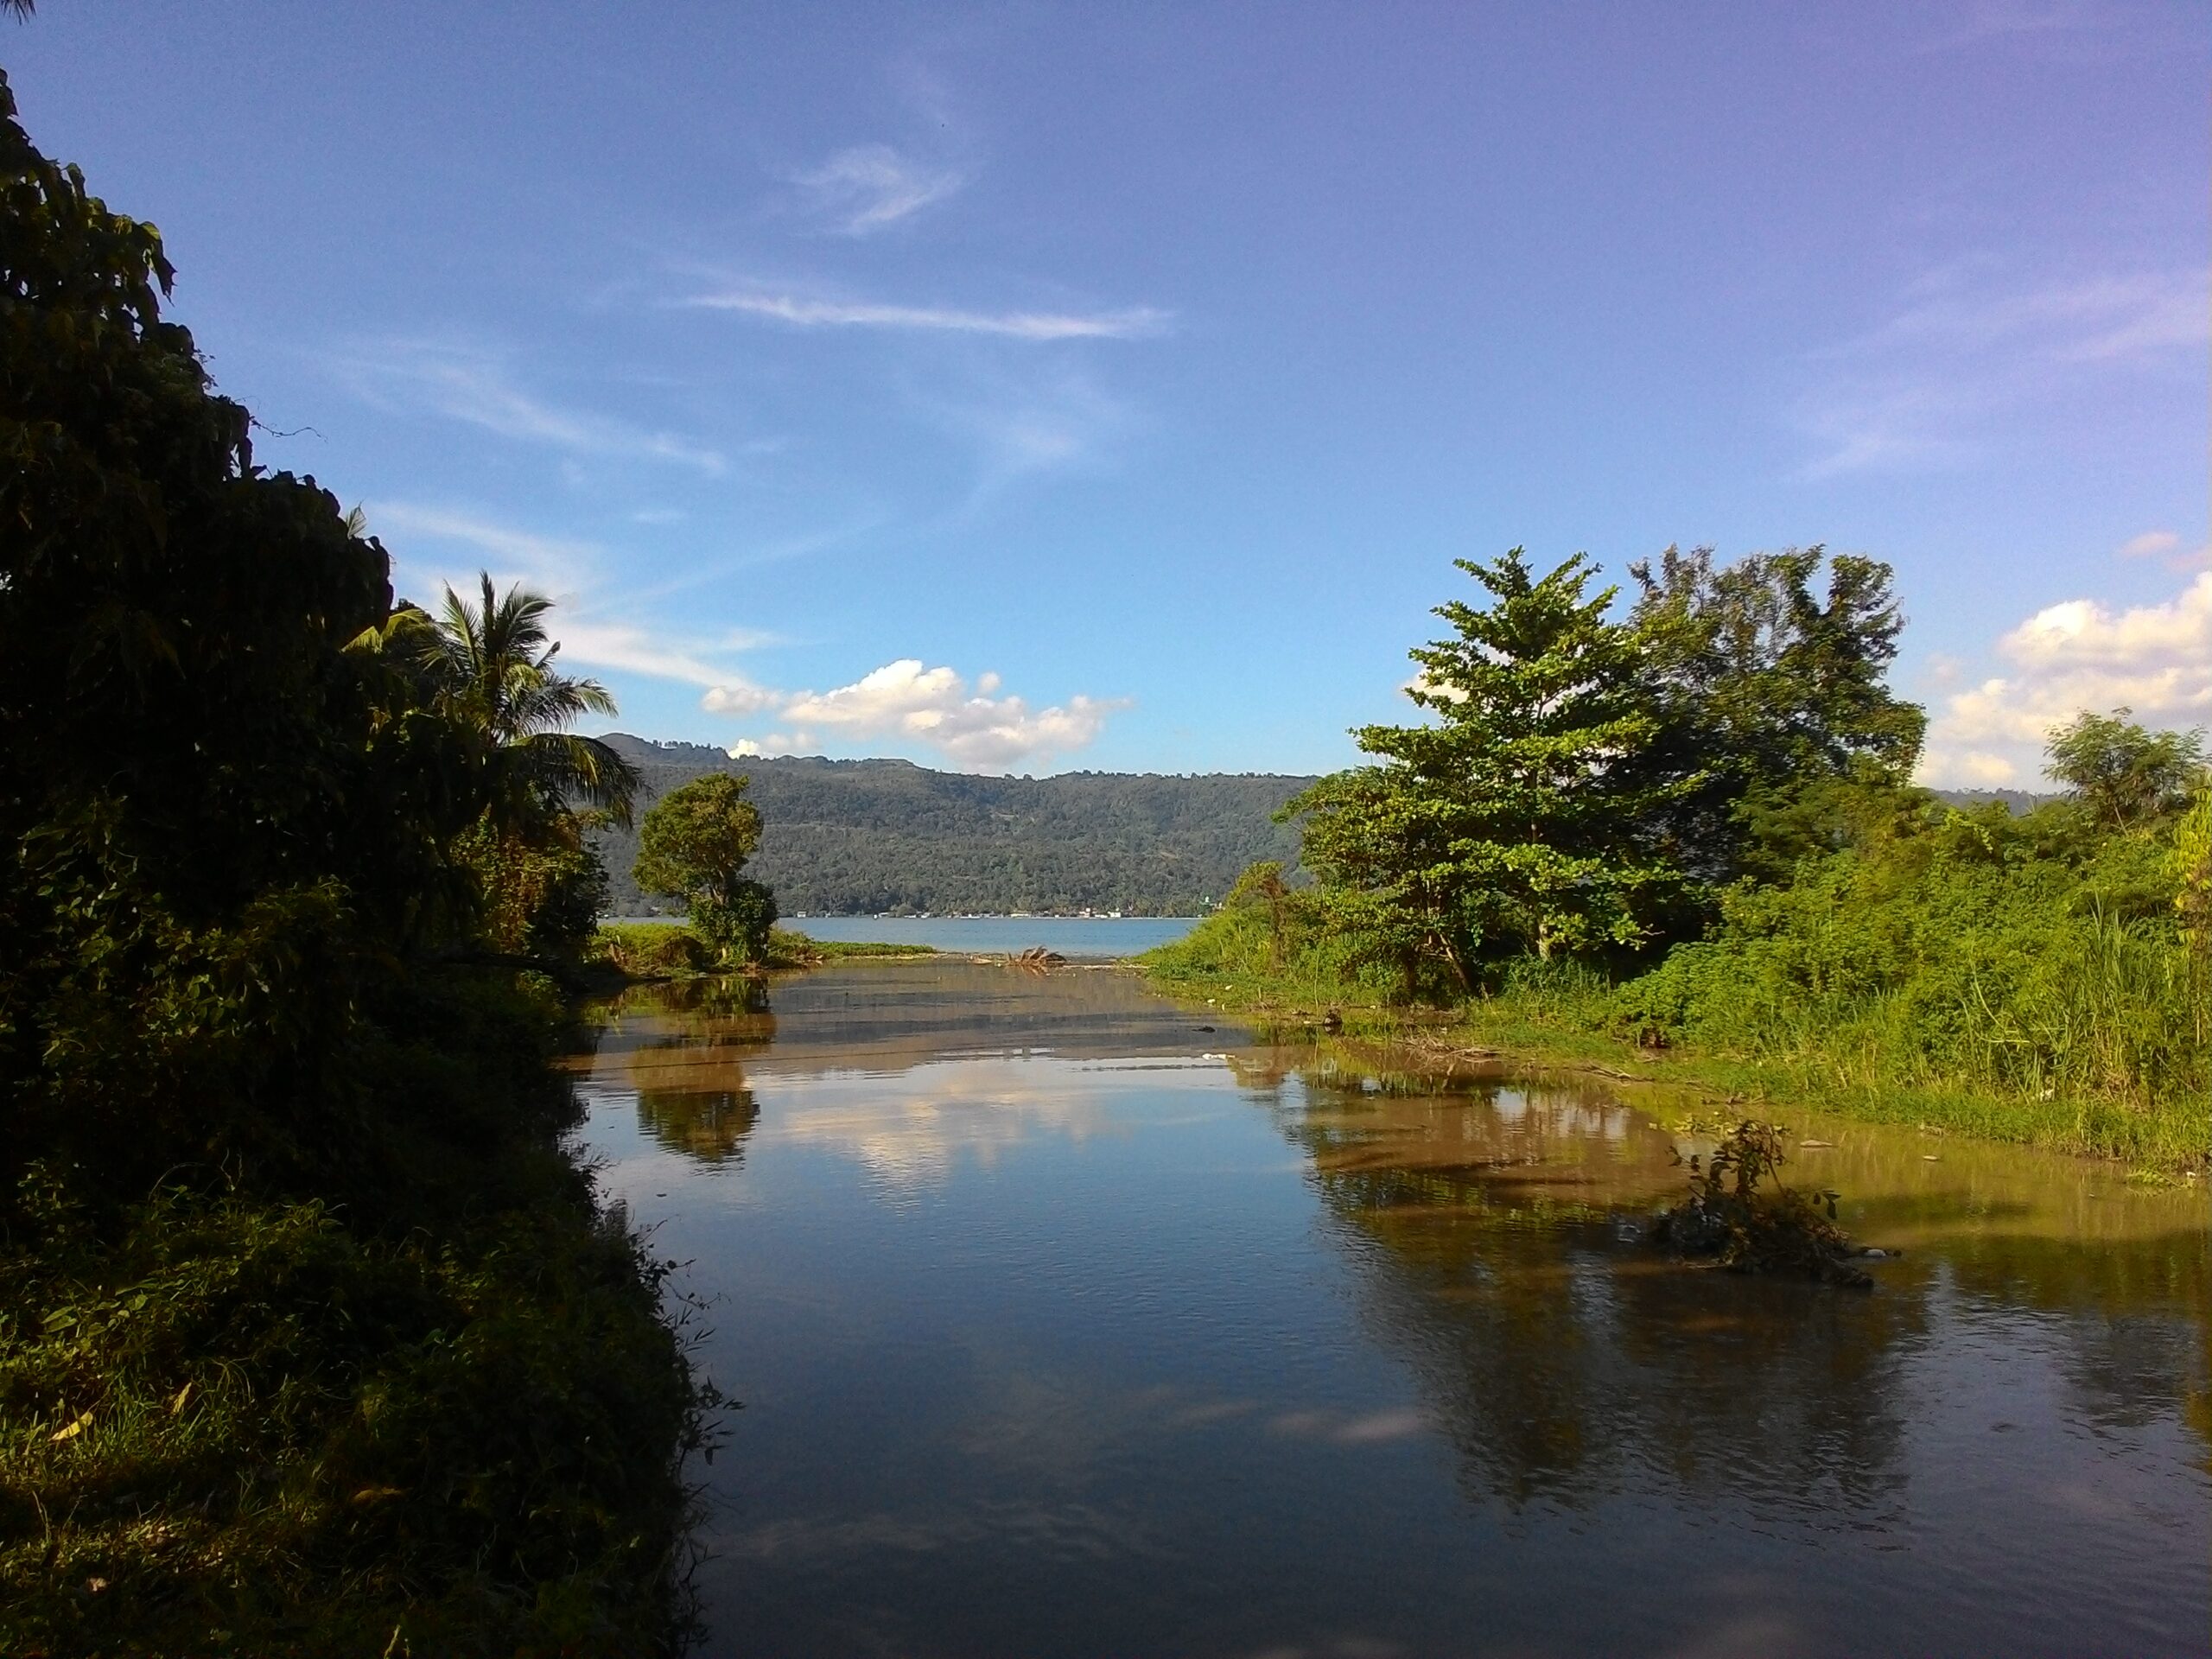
(569, 959, 2209, 1657)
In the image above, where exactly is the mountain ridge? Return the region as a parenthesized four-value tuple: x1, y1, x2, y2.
(590, 734, 1316, 916)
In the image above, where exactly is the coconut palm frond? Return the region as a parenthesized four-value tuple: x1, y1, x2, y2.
(425, 572, 639, 829)
(517, 731, 641, 826)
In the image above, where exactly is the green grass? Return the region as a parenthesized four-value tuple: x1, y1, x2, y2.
(590, 921, 934, 978)
(769, 929, 937, 965)
(1141, 877, 2212, 1173)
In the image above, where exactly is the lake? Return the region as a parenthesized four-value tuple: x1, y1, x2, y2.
(784, 913, 1199, 957)
(569, 960, 2209, 1658)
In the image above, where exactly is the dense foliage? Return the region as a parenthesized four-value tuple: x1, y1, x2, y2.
(592, 736, 1312, 916)
(633, 772, 777, 965)
(0, 73, 700, 1655)
(1151, 548, 2208, 1169)
(1294, 550, 1705, 983)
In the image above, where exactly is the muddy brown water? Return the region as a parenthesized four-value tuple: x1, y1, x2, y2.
(569, 960, 2209, 1658)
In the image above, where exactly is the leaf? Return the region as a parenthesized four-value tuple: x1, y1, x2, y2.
(168, 1381, 194, 1415)
(49, 1408, 92, 1442)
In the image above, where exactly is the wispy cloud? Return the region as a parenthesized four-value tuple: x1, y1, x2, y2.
(794, 143, 963, 233)
(686, 289, 1168, 341)
(1913, 0, 2101, 54)
(2115, 528, 2209, 571)
(2118, 529, 2181, 560)
(369, 502, 600, 593)
(336, 341, 725, 474)
(368, 502, 773, 704)
(1795, 265, 2208, 479)
(1917, 569, 2212, 786)
(908, 361, 1135, 499)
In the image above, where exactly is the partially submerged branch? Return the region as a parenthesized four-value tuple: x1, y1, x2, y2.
(1651, 1120, 1872, 1287)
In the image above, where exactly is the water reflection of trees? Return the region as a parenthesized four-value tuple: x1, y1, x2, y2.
(1238, 1038, 2209, 1510)
(607, 977, 776, 1166)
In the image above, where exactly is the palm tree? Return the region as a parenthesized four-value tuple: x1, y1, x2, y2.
(428, 573, 639, 828)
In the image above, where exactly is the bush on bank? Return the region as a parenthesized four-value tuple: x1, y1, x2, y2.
(1151, 783, 2209, 1170)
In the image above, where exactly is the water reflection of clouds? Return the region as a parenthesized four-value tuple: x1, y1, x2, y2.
(1266, 1405, 1431, 1445)
(760, 1056, 1147, 1188)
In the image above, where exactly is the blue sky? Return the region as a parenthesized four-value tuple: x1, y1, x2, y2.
(13, 2, 2206, 782)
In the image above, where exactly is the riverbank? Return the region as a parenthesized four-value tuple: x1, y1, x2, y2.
(1, 969, 713, 1658)
(592, 922, 937, 981)
(1138, 946, 2209, 1176)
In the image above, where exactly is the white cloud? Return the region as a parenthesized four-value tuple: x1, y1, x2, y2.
(364, 501, 1116, 769)
(1796, 265, 2208, 478)
(795, 143, 963, 233)
(700, 681, 781, 715)
(774, 658, 1124, 770)
(338, 342, 724, 474)
(2114, 528, 2209, 572)
(728, 733, 814, 759)
(686, 289, 1167, 342)
(1917, 569, 2212, 786)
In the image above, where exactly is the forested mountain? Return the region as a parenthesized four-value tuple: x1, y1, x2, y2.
(592, 734, 1313, 915)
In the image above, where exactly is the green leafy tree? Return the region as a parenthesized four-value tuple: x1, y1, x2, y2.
(1295, 550, 1704, 985)
(2044, 709, 2205, 831)
(1225, 860, 1294, 970)
(633, 773, 778, 964)
(1629, 544, 1926, 880)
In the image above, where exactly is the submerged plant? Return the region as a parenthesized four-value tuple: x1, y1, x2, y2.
(1650, 1121, 1870, 1287)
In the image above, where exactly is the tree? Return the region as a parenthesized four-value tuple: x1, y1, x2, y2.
(2044, 709, 2206, 830)
(422, 573, 638, 827)
(1294, 550, 1704, 984)
(633, 773, 778, 964)
(1629, 544, 1926, 881)
(1225, 860, 1294, 970)
(395, 573, 639, 955)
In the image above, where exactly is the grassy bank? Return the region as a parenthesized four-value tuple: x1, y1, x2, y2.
(1141, 803, 2210, 1174)
(592, 921, 937, 980)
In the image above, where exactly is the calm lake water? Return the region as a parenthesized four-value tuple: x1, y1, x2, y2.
(786, 914, 1199, 957)
(570, 961, 2210, 1658)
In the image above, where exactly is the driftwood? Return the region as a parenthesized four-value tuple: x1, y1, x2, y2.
(1009, 945, 1067, 969)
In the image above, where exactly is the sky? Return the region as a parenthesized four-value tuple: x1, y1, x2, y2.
(10, 1, 2206, 784)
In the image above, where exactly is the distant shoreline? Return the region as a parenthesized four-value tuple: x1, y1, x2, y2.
(607, 913, 1206, 925)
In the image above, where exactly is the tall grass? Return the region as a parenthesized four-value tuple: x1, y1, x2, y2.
(1145, 804, 2210, 1170)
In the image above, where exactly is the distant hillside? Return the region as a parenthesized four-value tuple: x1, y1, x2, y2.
(592, 735, 1314, 917)
(1929, 787, 2064, 815)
